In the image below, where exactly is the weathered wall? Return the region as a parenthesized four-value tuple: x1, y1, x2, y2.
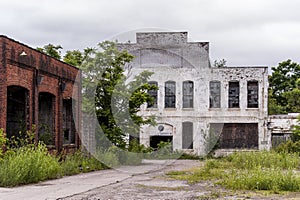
(118, 32, 269, 156)
(0, 35, 81, 151)
(268, 113, 299, 146)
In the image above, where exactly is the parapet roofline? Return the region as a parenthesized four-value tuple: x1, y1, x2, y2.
(0, 35, 79, 70)
(216, 66, 269, 69)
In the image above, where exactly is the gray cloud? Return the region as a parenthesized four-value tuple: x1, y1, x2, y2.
(1, 0, 300, 67)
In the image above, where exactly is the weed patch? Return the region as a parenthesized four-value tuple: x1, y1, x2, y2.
(167, 151, 300, 192)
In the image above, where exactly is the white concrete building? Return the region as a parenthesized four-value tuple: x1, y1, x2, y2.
(268, 113, 300, 147)
(118, 32, 269, 156)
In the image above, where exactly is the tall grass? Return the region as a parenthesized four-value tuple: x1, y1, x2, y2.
(167, 151, 300, 192)
(0, 143, 61, 187)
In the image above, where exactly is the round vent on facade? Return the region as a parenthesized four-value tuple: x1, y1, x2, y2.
(158, 125, 164, 131)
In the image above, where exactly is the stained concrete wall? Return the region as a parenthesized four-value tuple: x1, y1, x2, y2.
(118, 32, 269, 156)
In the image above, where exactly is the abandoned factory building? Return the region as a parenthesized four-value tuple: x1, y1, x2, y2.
(0, 35, 81, 152)
(118, 32, 269, 156)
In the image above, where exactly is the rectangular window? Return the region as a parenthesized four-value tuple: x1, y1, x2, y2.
(165, 81, 176, 108)
(183, 81, 194, 108)
(209, 81, 221, 108)
(228, 81, 239, 108)
(147, 81, 158, 108)
(247, 81, 259, 108)
(182, 122, 193, 149)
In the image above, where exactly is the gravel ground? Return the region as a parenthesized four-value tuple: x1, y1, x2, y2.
(61, 160, 300, 200)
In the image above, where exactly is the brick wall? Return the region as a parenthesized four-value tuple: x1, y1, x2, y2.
(0, 35, 81, 151)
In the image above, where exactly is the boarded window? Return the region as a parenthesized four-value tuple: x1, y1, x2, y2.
(209, 81, 221, 108)
(165, 81, 176, 108)
(247, 81, 259, 108)
(228, 81, 239, 108)
(147, 81, 158, 108)
(219, 123, 258, 149)
(182, 122, 193, 149)
(183, 81, 194, 108)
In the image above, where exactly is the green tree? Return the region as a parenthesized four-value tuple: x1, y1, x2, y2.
(37, 44, 62, 60)
(63, 50, 83, 66)
(268, 60, 300, 114)
(80, 41, 157, 148)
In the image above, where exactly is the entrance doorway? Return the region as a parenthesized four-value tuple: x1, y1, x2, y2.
(150, 136, 173, 149)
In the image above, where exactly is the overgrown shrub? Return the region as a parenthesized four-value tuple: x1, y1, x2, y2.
(60, 151, 106, 176)
(0, 143, 61, 187)
(274, 140, 300, 154)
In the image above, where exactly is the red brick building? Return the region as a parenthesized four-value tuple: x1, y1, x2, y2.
(0, 35, 81, 152)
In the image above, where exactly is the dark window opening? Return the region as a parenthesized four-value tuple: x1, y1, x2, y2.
(183, 81, 194, 108)
(63, 99, 76, 144)
(182, 122, 193, 149)
(38, 93, 55, 145)
(150, 136, 172, 149)
(147, 81, 158, 108)
(228, 81, 240, 108)
(209, 81, 221, 108)
(165, 81, 176, 108)
(247, 81, 259, 108)
(6, 86, 29, 139)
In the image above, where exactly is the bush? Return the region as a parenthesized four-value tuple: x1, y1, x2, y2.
(274, 140, 300, 154)
(0, 143, 62, 187)
(61, 151, 106, 176)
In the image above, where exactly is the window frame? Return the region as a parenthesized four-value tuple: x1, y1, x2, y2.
(165, 81, 176, 108)
(182, 81, 194, 108)
(247, 81, 259, 108)
(147, 81, 158, 108)
(228, 81, 240, 108)
(209, 81, 221, 108)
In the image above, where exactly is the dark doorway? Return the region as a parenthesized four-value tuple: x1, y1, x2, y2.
(6, 86, 29, 138)
(150, 136, 172, 149)
(38, 93, 55, 145)
(219, 123, 258, 149)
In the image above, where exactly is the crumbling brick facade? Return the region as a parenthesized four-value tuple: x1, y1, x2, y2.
(0, 35, 81, 152)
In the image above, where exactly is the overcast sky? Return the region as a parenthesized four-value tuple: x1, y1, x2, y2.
(1, 0, 300, 68)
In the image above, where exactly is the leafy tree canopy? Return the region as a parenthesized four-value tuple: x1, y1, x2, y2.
(268, 59, 300, 114)
(37, 44, 62, 60)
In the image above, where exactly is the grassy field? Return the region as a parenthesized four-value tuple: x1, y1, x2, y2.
(167, 151, 300, 195)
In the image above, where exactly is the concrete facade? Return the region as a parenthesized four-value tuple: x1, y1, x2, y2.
(268, 113, 299, 147)
(0, 35, 81, 152)
(118, 32, 269, 156)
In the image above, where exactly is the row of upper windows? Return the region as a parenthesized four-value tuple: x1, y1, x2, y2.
(147, 80, 259, 109)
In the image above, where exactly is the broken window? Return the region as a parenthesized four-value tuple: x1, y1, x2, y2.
(209, 81, 221, 108)
(183, 81, 193, 108)
(63, 99, 76, 144)
(147, 81, 158, 108)
(182, 122, 193, 149)
(6, 86, 29, 139)
(247, 81, 259, 108)
(228, 81, 239, 108)
(165, 81, 176, 108)
(38, 92, 55, 146)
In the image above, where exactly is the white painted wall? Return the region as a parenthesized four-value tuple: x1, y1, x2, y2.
(118, 32, 269, 156)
